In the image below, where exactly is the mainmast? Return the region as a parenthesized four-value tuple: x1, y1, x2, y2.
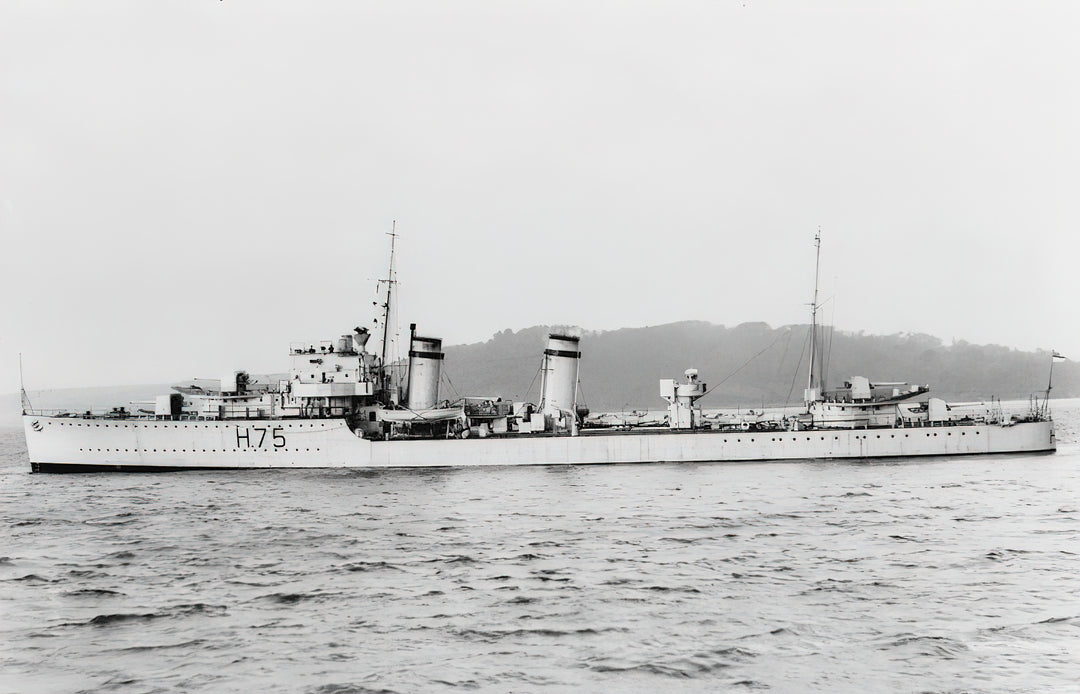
(806, 229, 822, 404)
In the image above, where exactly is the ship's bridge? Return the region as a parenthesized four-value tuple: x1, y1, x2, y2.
(287, 337, 376, 398)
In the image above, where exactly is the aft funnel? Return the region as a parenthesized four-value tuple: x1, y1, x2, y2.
(407, 328, 443, 410)
(540, 333, 581, 419)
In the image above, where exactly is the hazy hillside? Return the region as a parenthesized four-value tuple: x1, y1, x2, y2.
(440, 322, 1078, 412)
(5, 322, 1075, 427)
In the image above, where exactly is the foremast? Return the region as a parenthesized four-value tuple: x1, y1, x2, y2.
(376, 222, 400, 405)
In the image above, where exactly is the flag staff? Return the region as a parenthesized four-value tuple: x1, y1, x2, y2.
(19, 353, 33, 415)
(1044, 351, 1066, 417)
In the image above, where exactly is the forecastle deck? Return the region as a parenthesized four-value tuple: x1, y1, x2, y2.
(23, 415, 1056, 472)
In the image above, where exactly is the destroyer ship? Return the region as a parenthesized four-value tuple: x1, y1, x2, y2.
(21, 233, 1056, 472)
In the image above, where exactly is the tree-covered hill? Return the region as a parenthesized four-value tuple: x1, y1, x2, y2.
(440, 322, 1078, 411)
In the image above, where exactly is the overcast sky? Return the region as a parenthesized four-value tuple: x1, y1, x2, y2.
(1, 0, 1077, 394)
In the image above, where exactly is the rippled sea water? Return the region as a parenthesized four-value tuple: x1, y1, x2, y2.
(2, 402, 1079, 694)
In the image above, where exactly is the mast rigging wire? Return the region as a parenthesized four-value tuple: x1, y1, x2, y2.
(522, 361, 543, 402)
(701, 328, 791, 400)
(440, 370, 461, 400)
(784, 326, 811, 410)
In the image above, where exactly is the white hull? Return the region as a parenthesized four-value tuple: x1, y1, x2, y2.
(23, 415, 1056, 472)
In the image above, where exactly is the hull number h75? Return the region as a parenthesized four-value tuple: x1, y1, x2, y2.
(236, 427, 286, 449)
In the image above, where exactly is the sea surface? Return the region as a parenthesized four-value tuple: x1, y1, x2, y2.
(2, 402, 1079, 693)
